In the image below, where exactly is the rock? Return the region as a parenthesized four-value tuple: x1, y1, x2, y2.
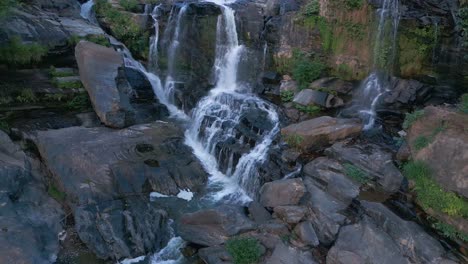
(293, 89, 344, 108)
(361, 201, 453, 263)
(264, 243, 317, 264)
(309, 77, 354, 95)
(259, 220, 291, 237)
(281, 116, 362, 152)
(262, 72, 282, 84)
(259, 178, 306, 208)
(326, 217, 409, 264)
(303, 157, 360, 204)
(178, 205, 255, 247)
(293, 221, 319, 247)
(382, 77, 432, 107)
(280, 79, 298, 92)
(198, 246, 232, 264)
(396, 141, 411, 162)
(75, 41, 137, 128)
(0, 131, 63, 263)
(248, 201, 272, 224)
(33, 122, 207, 259)
(407, 106, 468, 199)
(325, 140, 403, 193)
(273, 206, 307, 224)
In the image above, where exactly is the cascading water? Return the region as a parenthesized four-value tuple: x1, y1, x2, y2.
(344, 0, 400, 130)
(80, 0, 97, 24)
(149, 5, 162, 72)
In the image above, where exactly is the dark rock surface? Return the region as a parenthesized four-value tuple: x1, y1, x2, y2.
(259, 178, 305, 208)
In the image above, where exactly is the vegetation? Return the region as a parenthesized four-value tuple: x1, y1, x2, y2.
(399, 26, 436, 76)
(459, 8, 468, 46)
(344, 163, 369, 184)
(403, 161, 468, 218)
(345, 0, 363, 9)
(226, 237, 262, 264)
(49, 67, 75, 78)
(52, 78, 83, 89)
(402, 109, 424, 130)
(0, 0, 16, 18)
(459, 93, 468, 114)
(15, 89, 37, 103)
(67, 94, 92, 110)
(68, 34, 111, 47)
(431, 220, 468, 242)
(0, 36, 48, 66)
(48, 184, 66, 202)
(284, 134, 304, 148)
(413, 135, 429, 151)
(119, 0, 140, 12)
(294, 104, 321, 115)
(291, 51, 325, 89)
(280, 90, 295, 103)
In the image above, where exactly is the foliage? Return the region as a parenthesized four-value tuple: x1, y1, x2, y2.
(294, 103, 321, 115)
(402, 110, 424, 130)
(48, 184, 66, 202)
(291, 51, 325, 89)
(459, 93, 468, 114)
(280, 91, 295, 103)
(301, 0, 320, 16)
(284, 134, 304, 148)
(413, 135, 429, 151)
(0, 120, 9, 132)
(119, 0, 140, 12)
(403, 161, 468, 218)
(0, 36, 48, 66)
(345, 0, 363, 9)
(0, 0, 16, 18)
(344, 163, 369, 184)
(44, 93, 66, 102)
(431, 220, 468, 242)
(335, 63, 354, 80)
(226, 237, 262, 264)
(67, 94, 91, 110)
(399, 26, 436, 76)
(15, 89, 37, 103)
(68, 34, 111, 47)
(52, 78, 83, 89)
(459, 8, 468, 46)
(49, 66, 75, 78)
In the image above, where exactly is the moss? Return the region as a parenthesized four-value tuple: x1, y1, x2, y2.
(280, 90, 295, 103)
(284, 134, 304, 148)
(398, 26, 436, 76)
(344, 163, 369, 184)
(48, 184, 66, 202)
(294, 103, 321, 115)
(413, 135, 430, 151)
(403, 161, 468, 218)
(0, 36, 48, 66)
(402, 110, 424, 130)
(226, 237, 262, 264)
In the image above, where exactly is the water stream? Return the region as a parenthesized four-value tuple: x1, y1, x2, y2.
(80, 0, 96, 24)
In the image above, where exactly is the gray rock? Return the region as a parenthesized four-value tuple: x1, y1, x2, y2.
(178, 205, 255, 247)
(325, 140, 403, 193)
(293, 89, 344, 108)
(198, 246, 232, 264)
(281, 116, 362, 151)
(259, 178, 306, 208)
(309, 77, 354, 95)
(259, 220, 291, 237)
(293, 221, 319, 247)
(273, 206, 307, 224)
(264, 243, 317, 264)
(248, 201, 272, 224)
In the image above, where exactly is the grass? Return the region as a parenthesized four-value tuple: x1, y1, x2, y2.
(226, 237, 262, 264)
(284, 134, 303, 149)
(68, 34, 111, 48)
(344, 163, 369, 184)
(402, 110, 425, 130)
(431, 220, 468, 242)
(0, 36, 48, 66)
(280, 91, 294, 103)
(413, 135, 430, 151)
(48, 184, 66, 202)
(459, 93, 468, 113)
(67, 94, 91, 110)
(119, 0, 140, 12)
(294, 104, 321, 115)
(49, 66, 75, 78)
(403, 161, 468, 218)
(15, 89, 37, 103)
(52, 78, 83, 89)
(345, 0, 363, 9)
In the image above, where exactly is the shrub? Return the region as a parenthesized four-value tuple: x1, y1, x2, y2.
(226, 237, 262, 264)
(459, 93, 468, 113)
(280, 90, 295, 103)
(292, 56, 325, 89)
(302, 0, 320, 16)
(402, 109, 424, 130)
(0, 36, 48, 66)
(119, 0, 140, 12)
(344, 163, 369, 184)
(345, 0, 363, 9)
(16, 89, 37, 103)
(403, 161, 468, 218)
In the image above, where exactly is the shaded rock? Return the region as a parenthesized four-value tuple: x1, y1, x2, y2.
(280, 79, 298, 92)
(281, 116, 362, 152)
(178, 205, 255, 247)
(248, 201, 272, 224)
(325, 140, 403, 193)
(273, 206, 307, 224)
(293, 89, 344, 108)
(304, 157, 360, 204)
(264, 243, 317, 264)
(259, 220, 291, 237)
(309, 77, 354, 95)
(198, 245, 232, 264)
(396, 141, 411, 162)
(293, 221, 319, 247)
(382, 78, 432, 108)
(259, 178, 306, 207)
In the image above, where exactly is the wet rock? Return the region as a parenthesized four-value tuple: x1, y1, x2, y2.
(293, 221, 319, 247)
(273, 206, 307, 224)
(248, 201, 272, 224)
(281, 116, 362, 152)
(325, 140, 403, 193)
(198, 245, 232, 264)
(264, 243, 317, 264)
(293, 89, 344, 108)
(259, 178, 306, 208)
(178, 205, 255, 247)
(33, 122, 206, 259)
(303, 157, 360, 204)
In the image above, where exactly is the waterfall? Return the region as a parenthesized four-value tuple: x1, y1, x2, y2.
(80, 0, 96, 24)
(184, 3, 280, 202)
(149, 5, 162, 72)
(344, 0, 400, 130)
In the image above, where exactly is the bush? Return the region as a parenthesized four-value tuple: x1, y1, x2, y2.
(292, 55, 325, 89)
(0, 36, 48, 66)
(119, 0, 140, 12)
(402, 109, 424, 130)
(345, 0, 363, 9)
(413, 135, 429, 151)
(16, 89, 37, 103)
(302, 0, 320, 16)
(226, 238, 262, 264)
(280, 90, 295, 103)
(403, 161, 468, 218)
(344, 163, 369, 184)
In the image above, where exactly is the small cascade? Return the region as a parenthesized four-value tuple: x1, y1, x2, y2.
(80, 0, 97, 24)
(344, 0, 400, 130)
(149, 5, 162, 72)
(185, 3, 280, 202)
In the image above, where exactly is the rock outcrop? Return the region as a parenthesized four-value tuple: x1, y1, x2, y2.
(259, 178, 306, 208)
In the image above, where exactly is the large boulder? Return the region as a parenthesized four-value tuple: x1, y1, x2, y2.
(325, 140, 403, 193)
(293, 89, 344, 108)
(281, 116, 362, 151)
(178, 205, 255, 247)
(33, 122, 207, 259)
(0, 131, 63, 263)
(406, 106, 468, 199)
(264, 243, 317, 264)
(259, 178, 306, 208)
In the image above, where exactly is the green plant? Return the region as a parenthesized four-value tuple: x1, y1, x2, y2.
(403, 161, 468, 218)
(292, 54, 325, 89)
(402, 110, 424, 130)
(49, 66, 75, 78)
(119, 0, 140, 12)
(0, 36, 48, 66)
(280, 90, 295, 103)
(345, 0, 363, 9)
(44, 93, 66, 102)
(15, 89, 37, 103)
(0, 120, 9, 132)
(284, 134, 304, 148)
(53, 78, 83, 89)
(294, 104, 321, 115)
(413, 135, 430, 151)
(67, 94, 91, 110)
(48, 184, 66, 202)
(459, 93, 468, 113)
(68, 34, 111, 47)
(0, 0, 16, 18)
(226, 237, 262, 264)
(431, 220, 468, 242)
(344, 163, 369, 184)
(301, 0, 320, 16)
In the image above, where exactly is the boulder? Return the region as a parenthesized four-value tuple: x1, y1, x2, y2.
(280, 79, 298, 92)
(293, 221, 319, 247)
(325, 140, 403, 193)
(33, 122, 207, 259)
(273, 206, 307, 224)
(259, 220, 291, 237)
(248, 201, 272, 224)
(0, 131, 63, 263)
(259, 178, 306, 208)
(309, 77, 354, 95)
(178, 205, 255, 247)
(293, 89, 344, 108)
(281, 116, 362, 151)
(198, 246, 232, 264)
(75, 41, 136, 128)
(264, 243, 317, 264)
(407, 106, 468, 198)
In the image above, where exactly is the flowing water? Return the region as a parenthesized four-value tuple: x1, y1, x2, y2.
(344, 0, 400, 130)
(80, 0, 96, 23)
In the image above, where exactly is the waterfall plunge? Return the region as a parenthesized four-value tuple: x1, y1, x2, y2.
(80, 0, 97, 24)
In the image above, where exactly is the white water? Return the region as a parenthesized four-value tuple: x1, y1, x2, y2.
(80, 0, 96, 23)
(347, 0, 400, 130)
(149, 5, 162, 71)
